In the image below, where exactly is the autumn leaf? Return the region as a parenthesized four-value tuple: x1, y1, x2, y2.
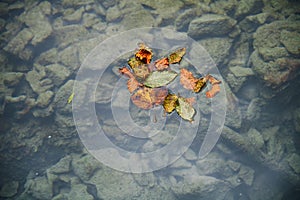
(143, 70, 178, 88)
(135, 43, 152, 64)
(154, 57, 169, 70)
(180, 68, 207, 93)
(119, 67, 141, 93)
(128, 57, 144, 70)
(131, 87, 168, 109)
(163, 93, 178, 113)
(206, 75, 221, 98)
(169, 48, 186, 64)
(176, 96, 196, 122)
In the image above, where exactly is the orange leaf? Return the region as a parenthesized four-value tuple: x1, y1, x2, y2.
(130, 87, 168, 110)
(180, 68, 198, 91)
(154, 57, 169, 70)
(127, 78, 141, 93)
(205, 75, 221, 98)
(135, 43, 153, 64)
(119, 67, 134, 79)
(206, 84, 220, 98)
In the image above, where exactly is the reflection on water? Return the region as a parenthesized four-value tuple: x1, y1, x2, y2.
(0, 0, 300, 199)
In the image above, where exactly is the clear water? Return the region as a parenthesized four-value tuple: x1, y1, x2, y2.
(0, 0, 300, 200)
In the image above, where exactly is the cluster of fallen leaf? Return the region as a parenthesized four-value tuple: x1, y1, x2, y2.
(119, 44, 221, 122)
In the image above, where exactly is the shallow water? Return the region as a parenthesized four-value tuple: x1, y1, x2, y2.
(0, 0, 300, 200)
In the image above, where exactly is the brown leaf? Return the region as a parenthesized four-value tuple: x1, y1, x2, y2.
(119, 67, 142, 93)
(135, 43, 153, 64)
(169, 48, 186, 64)
(163, 93, 178, 113)
(206, 75, 221, 98)
(131, 87, 168, 110)
(180, 68, 207, 93)
(154, 57, 169, 70)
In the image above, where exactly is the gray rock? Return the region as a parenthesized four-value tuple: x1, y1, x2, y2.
(72, 154, 101, 181)
(48, 155, 72, 174)
(175, 9, 198, 31)
(139, 0, 183, 21)
(53, 25, 88, 48)
(36, 90, 54, 108)
(46, 64, 71, 86)
(224, 83, 242, 129)
(121, 10, 155, 30)
(293, 108, 300, 132)
(0, 72, 23, 86)
(0, 181, 19, 198)
(58, 45, 80, 72)
(238, 81, 259, 100)
(234, 0, 262, 19)
(82, 13, 101, 28)
(171, 175, 230, 200)
(32, 105, 54, 118)
(229, 66, 254, 77)
(26, 65, 53, 94)
(68, 184, 93, 200)
(88, 166, 143, 200)
(226, 73, 247, 92)
(106, 5, 122, 22)
(24, 176, 53, 200)
(188, 14, 236, 39)
(8, 2, 25, 11)
(257, 47, 289, 61)
(287, 153, 300, 174)
(246, 98, 264, 121)
(19, 1, 53, 46)
(3, 28, 33, 60)
(280, 30, 300, 55)
(35, 48, 58, 65)
(199, 37, 233, 66)
(62, 0, 94, 6)
(247, 128, 264, 149)
(53, 80, 73, 113)
(63, 7, 84, 22)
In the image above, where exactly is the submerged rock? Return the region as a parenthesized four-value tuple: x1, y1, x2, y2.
(188, 14, 236, 39)
(24, 176, 53, 200)
(46, 63, 70, 87)
(3, 28, 33, 60)
(0, 181, 19, 198)
(171, 175, 230, 200)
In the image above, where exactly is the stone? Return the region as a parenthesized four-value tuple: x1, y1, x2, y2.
(32, 105, 54, 118)
(68, 184, 93, 200)
(82, 13, 101, 28)
(171, 175, 230, 200)
(0, 181, 19, 198)
(3, 28, 33, 60)
(229, 66, 254, 77)
(53, 80, 74, 112)
(199, 37, 233, 66)
(63, 7, 84, 22)
(247, 128, 264, 149)
(121, 10, 155, 30)
(106, 5, 122, 22)
(58, 45, 80, 72)
(46, 64, 70, 86)
(26, 66, 53, 94)
(287, 153, 300, 174)
(258, 47, 289, 61)
(175, 9, 198, 31)
(72, 154, 101, 181)
(234, 0, 263, 19)
(238, 81, 259, 100)
(188, 14, 236, 39)
(0, 72, 23, 86)
(293, 108, 300, 132)
(47, 155, 72, 174)
(224, 83, 242, 129)
(280, 30, 300, 55)
(24, 176, 53, 200)
(88, 166, 143, 200)
(19, 2, 53, 46)
(53, 25, 88, 48)
(246, 98, 264, 121)
(35, 48, 58, 65)
(36, 90, 54, 108)
(62, 0, 94, 6)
